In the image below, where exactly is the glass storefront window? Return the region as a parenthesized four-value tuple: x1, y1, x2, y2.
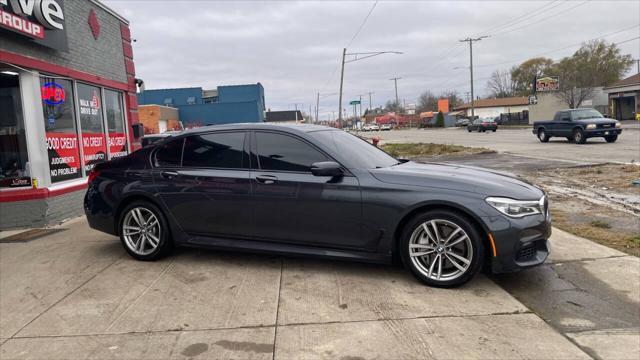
(77, 83, 107, 173)
(41, 77, 82, 183)
(0, 72, 30, 188)
(105, 89, 128, 159)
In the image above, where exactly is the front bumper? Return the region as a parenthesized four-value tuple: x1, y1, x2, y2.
(483, 212, 551, 273)
(584, 128, 622, 138)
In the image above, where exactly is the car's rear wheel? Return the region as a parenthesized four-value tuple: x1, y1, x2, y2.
(605, 135, 618, 143)
(467, 127, 472, 132)
(538, 128, 550, 142)
(492, 129, 497, 132)
(400, 210, 484, 287)
(573, 128, 586, 144)
(119, 201, 172, 261)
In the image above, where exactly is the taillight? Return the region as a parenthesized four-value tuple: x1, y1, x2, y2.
(88, 169, 100, 183)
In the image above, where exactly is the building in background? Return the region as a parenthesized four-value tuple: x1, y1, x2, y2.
(138, 105, 182, 134)
(0, 0, 139, 229)
(604, 74, 639, 120)
(265, 110, 305, 123)
(137, 84, 265, 126)
(455, 97, 529, 120)
(529, 87, 610, 123)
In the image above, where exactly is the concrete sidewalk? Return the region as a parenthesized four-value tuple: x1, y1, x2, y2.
(0, 218, 636, 359)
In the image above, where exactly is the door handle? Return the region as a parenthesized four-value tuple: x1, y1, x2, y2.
(256, 175, 278, 185)
(160, 171, 179, 179)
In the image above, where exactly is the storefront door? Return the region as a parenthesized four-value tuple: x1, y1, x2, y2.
(0, 71, 30, 188)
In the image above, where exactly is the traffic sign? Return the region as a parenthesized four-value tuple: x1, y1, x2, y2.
(349, 100, 361, 105)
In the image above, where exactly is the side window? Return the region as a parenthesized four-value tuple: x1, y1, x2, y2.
(154, 138, 184, 167)
(561, 112, 571, 121)
(255, 132, 328, 172)
(182, 132, 245, 169)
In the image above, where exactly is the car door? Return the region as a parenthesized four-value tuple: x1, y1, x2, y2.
(249, 131, 364, 250)
(153, 132, 253, 239)
(555, 111, 573, 136)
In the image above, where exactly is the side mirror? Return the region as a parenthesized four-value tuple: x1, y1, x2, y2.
(311, 161, 343, 177)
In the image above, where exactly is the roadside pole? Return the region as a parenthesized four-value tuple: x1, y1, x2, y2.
(338, 48, 346, 128)
(316, 92, 320, 124)
(459, 36, 487, 120)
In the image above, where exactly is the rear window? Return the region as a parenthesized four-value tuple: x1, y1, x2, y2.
(154, 138, 184, 167)
(182, 132, 246, 169)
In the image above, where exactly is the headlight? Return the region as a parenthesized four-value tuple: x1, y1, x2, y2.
(486, 196, 545, 218)
(586, 124, 596, 130)
(615, 122, 622, 128)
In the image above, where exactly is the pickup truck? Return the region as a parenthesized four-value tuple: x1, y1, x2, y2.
(532, 108, 622, 144)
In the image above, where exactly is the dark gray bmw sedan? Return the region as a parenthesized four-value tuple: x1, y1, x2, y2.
(84, 124, 550, 287)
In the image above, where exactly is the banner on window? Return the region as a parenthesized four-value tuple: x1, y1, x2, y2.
(46, 132, 81, 182)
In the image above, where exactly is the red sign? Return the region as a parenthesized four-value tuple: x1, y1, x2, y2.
(41, 82, 66, 105)
(0, 8, 44, 39)
(46, 132, 81, 182)
(108, 132, 128, 159)
(82, 133, 107, 172)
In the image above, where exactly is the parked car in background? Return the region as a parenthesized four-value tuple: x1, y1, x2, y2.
(455, 118, 471, 127)
(380, 124, 392, 131)
(85, 123, 550, 288)
(362, 124, 380, 131)
(532, 108, 622, 144)
(467, 118, 498, 132)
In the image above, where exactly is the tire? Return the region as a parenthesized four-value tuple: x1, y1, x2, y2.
(573, 128, 586, 144)
(566, 136, 574, 142)
(605, 135, 618, 143)
(537, 128, 550, 142)
(399, 210, 484, 287)
(467, 127, 472, 132)
(118, 200, 172, 261)
(492, 129, 496, 132)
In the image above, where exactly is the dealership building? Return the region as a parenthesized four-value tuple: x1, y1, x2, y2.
(0, 0, 140, 229)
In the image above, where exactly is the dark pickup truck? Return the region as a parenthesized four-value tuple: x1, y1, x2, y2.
(532, 108, 622, 144)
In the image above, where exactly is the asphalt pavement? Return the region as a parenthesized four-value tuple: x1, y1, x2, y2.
(361, 126, 640, 164)
(1, 217, 638, 359)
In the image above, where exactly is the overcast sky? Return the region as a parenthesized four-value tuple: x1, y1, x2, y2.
(105, 0, 639, 118)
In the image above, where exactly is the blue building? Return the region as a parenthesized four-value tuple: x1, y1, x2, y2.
(137, 84, 265, 126)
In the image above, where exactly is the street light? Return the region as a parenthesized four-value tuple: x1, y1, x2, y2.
(316, 92, 337, 124)
(338, 49, 403, 128)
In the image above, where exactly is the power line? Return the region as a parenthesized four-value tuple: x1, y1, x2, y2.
(347, 1, 379, 48)
(321, 1, 379, 89)
(492, 0, 591, 37)
(473, 0, 562, 37)
(476, 24, 640, 68)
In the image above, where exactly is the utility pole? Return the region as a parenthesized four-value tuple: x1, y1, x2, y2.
(390, 77, 401, 113)
(367, 92, 374, 112)
(635, 59, 640, 74)
(309, 105, 312, 123)
(316, 92, 320, 124)
(459, 36, 487, 120)
(338, 49, 402, 128)
(294, 104, 299, 124)
(338, 48, 347, 128)
(359, 95, 363, 119)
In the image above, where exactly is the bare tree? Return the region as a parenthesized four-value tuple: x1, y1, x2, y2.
(487, 69, 516, 98)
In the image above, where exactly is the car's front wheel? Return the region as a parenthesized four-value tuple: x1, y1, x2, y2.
(119, 201, 172, 261)
(573, 128, 587, 144)
(605, 135, 618, 143)
(400, 210, 484, 287)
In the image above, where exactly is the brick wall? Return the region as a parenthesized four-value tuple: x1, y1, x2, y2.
(139, 105, 180, 134)
(0, 0, 127, 83)
(0, 189, 85, 229)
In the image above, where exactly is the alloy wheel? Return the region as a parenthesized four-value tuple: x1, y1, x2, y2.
(408, 219, 473, 281)
(122, 207, 161, 256)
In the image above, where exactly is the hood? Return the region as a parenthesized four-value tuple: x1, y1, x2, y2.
(370, 161, 543, 200)
(575, 118, 616, 124)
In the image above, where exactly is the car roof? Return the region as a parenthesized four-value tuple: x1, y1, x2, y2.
(179, 123, 336, 136)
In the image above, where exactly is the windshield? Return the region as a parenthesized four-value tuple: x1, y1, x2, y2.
(309, 130, 398, 169)
(572, 109, 604, 120)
